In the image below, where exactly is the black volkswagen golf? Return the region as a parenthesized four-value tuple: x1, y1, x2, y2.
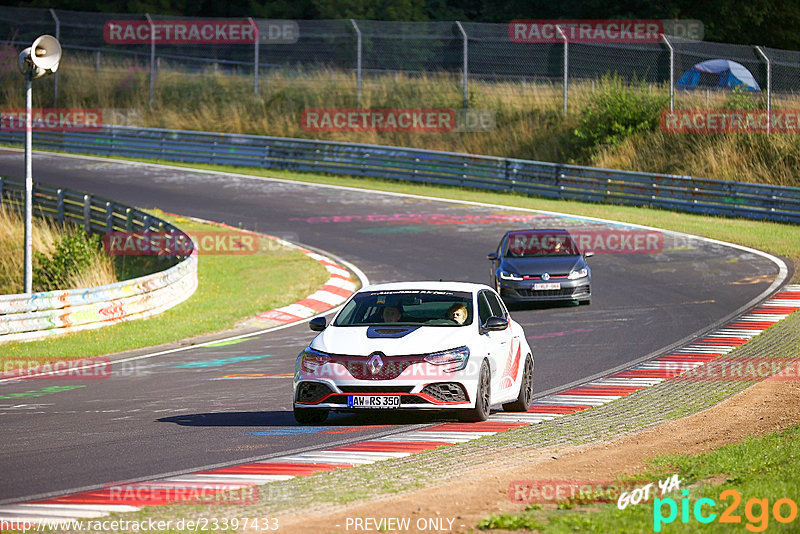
(488, 229, 592, 305)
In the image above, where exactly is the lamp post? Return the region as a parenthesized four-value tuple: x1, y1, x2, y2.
(17, 35, 62, 294)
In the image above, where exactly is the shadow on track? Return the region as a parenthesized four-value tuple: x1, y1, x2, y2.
(157, 410, 462, 427)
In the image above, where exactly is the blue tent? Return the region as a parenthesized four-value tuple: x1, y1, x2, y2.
(676, 59, 760, 91)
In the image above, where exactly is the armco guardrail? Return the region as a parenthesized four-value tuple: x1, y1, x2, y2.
(1, 126, 799, 223)
(0, 175, 198, 343)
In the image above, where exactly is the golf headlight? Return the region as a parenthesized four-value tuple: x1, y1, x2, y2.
(424, 346, 470, 372)
(299, 347, 330, 372)
(499, 271, 523, 281)
(568, 268, 589, 280)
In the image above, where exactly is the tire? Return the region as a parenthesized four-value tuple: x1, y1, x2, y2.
(294, 407, 329, 425)
(459, 360, 491, 422)
(503, 355, 534, 412)
(579, 299, 591, 306)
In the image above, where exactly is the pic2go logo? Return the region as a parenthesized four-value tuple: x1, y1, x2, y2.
(654, 489, 799, 532)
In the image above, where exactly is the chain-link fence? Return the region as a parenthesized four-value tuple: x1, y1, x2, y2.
(2, 6, 800, 118)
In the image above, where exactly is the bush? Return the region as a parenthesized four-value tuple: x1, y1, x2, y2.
(720, 85, 765, 110)
(33, 230, 104, 292)
(572, 76, 668, 158)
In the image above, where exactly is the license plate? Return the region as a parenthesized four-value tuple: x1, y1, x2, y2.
(534, 282, 561, 290)
(347, 395, 401, 408)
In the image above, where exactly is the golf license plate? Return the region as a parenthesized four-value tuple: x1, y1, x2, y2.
(534, 282, 561, 290)
(348, 395, 400, 409)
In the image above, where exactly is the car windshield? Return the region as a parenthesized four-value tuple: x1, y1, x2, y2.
(504, 231, 580, 257)
(334, 290, 473, 327)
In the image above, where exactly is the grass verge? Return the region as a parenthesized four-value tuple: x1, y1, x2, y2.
(478, 424, 800, 533)
(4, 55, 800, 186)
(0, 210, 330, 362)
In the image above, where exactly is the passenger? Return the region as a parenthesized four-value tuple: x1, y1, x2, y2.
(446, 303, 468, 325)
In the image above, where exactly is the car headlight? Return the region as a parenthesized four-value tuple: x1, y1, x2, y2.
(299, 347, 330, 373)
(424, 346, 470, 372)
(568, 267, 589, 280)
(499, 271, 524, 281)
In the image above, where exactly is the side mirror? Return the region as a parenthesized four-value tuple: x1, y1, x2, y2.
(482, 315, 508, 333)
(309, 316, 327, 332)
(584, 251, 594, 258)
(487, 252, 498, 261)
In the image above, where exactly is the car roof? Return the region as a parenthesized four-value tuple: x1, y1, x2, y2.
(357, 281, 492, 294)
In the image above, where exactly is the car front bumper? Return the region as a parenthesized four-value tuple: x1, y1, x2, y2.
(497, 277, 591, 302)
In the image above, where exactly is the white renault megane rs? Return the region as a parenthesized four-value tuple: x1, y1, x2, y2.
(293, 281, 534, 424)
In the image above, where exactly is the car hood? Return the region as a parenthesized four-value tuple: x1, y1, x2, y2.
(311, 325, 471, 357)
(501, 255, 583, 275)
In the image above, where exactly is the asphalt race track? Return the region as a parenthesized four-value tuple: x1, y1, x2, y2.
(0, 149, 786, 503)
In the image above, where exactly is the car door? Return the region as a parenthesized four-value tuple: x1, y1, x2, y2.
(478, 290, 514, 402)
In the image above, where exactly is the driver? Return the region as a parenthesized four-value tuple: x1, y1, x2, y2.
(382, 305, 403, 323)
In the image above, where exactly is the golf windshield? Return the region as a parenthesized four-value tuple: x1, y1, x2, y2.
(504, 231, 579, 257)
(334, 290, 473, 327)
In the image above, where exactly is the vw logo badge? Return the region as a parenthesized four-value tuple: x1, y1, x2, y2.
(541, 272, 551, 280)
(368, 353, 384, 374)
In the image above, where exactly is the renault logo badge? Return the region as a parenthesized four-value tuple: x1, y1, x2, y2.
(368, 353, 384, 374)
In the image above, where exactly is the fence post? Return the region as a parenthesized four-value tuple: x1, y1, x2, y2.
(57, 189, 65, 223)
(249, 17, 259, 95)
(455, 21, 468, 108)
(350, 19, 362, 106)
(556, 25, 568, 115)
(755, 46, 771, 134)
(106, 201, 114, 232)
(661, 34, 674, 112)
(95, 50, 101, 72)
(49, 8, 60, 105)
(145, 13, 155, 106)
(83, 195, 91, 233)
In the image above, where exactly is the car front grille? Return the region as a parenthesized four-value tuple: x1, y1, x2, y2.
(421, 382, 468, 402)
(328, 354, 426, 380)
(338, 386, 414, 393)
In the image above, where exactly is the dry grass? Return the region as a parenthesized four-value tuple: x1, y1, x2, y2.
(0, 205, 117, 294)
(5, 52, 800, 186)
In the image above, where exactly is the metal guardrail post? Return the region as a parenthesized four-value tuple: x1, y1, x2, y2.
(49, 8, 60, 105)
(755, 46, 771, 134)
(145, 13, 155, 106)
(556, 25, 568, 115)
(249, 17, 259, 95)
(662, 34, 674, 112)
(83, 194, 91, 232)
(455, 21, 468, 109)
(126, 208, 133, 231)
(350, 19, 362, 106)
